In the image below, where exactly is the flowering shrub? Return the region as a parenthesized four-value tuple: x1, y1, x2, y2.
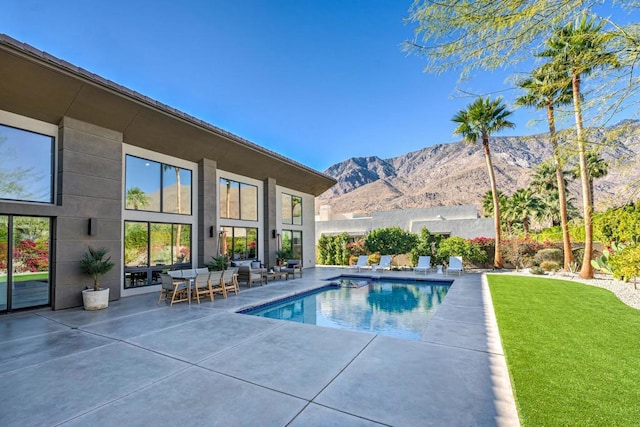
(347, 239, 367, 256)
(13, 239, 49, 272)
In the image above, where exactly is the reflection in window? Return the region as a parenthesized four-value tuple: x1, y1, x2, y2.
(124, 221, 191, 288)
(282, 229, 302, 260)
(219, 178, 257, 221)
(0, 124, 54, 203)
(162, 165, 192, 214)
(282, 194, 302, 225)
(0, 215, 51, 312)
(125, 155, 191, 214)
(221, 226, 258, 260)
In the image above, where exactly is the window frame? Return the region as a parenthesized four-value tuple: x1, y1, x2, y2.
(219, 178, 258, 221)
(282, 193, 302, 226)
(125, 154, 193, 215)
(0, 110, 57, 205)
(123, 220, 192, 289)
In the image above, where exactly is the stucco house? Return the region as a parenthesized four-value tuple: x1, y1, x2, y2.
(315, 205, 494, 242)
(0, 35, 335, 312)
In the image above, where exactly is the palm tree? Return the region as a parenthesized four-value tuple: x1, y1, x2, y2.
(507, 189, 543, 237)
(481, 189, 506, 218)
(453, 97, 515, 268)
(516, 62, 575, 270)
(126, 187, 150, 210)
(572, 151, 609, 206)
(539, 15, 618, 278)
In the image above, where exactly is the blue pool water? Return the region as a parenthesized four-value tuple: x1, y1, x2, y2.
(241, 277, 451, 341)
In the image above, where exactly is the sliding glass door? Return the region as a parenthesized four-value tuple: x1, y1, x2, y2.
(0, 216, 51, 312)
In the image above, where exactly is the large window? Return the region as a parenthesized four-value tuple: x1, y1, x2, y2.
(281, 230, 302, 260)
(219, 178, 258, 221)
(0, 124, 54, 203)
(220, 226, 258, 260)
(125, 155, 192, 215)
(282, 193, 302, 225)
(0, 216, 51, 312)
(124, 221, 191, 288)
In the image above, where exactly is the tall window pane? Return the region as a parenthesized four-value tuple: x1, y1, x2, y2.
(173, 224, 191, 264)
(125, 156, 160, 211)
(11, 217, 50, 309)
(292, 196, 302, 225)
(0, 216, 8, 311)
(162, 166, 192, 215)
(150, 223, 172, 266)
(282, 194, 292, 224)
(124, 222, 148, 267)
(292, 230, 303, 260)
(247, 228, 258, 259)
(240, 183, 258, 221)
(0, 124, 54, 203)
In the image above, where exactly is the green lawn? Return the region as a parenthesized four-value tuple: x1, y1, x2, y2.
(1, 272, 49, 282)
(488, 274, 640, 427)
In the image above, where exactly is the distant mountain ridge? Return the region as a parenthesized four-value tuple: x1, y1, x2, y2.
(316, 120, 640, 215)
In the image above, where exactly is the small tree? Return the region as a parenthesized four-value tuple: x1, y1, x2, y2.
(79, 246, 114, 291)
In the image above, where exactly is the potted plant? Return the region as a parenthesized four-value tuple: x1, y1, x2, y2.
(206, 255, 228, 271)
(276, 248, 293, 266)
(80, 246, 114, 310)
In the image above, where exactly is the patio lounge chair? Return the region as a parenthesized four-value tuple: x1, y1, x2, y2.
(372, 255, 392, 272)
(446, 256, 463, 275)
(414, 256, 432, 274)
(237, 264, 266, 287)
(281, 259, 302, 279)
(351, 255, 370, 272)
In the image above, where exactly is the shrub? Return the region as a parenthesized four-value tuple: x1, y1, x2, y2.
(436, 236, 470, 262)
(540, 260, 560, 272)
(365, 227, 418, 255)
(529, 266, 545, 275)
(608, 244, 640, 287)
(534, 248, 563, 266)
(502, 238, 541, 270)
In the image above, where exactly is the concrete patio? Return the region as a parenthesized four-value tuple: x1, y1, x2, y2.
(0, 267, 519, 426)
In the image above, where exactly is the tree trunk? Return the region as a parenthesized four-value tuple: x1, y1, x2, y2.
(547, 103, 574, 270)
(483, 135, 503, 268)
(573, 73, 594, 279)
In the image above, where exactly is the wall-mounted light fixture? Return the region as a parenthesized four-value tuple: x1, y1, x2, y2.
(88, 218, 97, 236)
(272, 229, 277, 239)
(209, 226, 214, 238)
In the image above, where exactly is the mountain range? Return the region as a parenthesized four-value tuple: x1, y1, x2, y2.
(315, 120, 640, 216)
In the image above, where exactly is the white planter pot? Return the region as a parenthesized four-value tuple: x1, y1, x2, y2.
(82, 288, 110, 310)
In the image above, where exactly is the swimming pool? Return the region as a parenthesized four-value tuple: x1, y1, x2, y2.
(240, 277, 451, 341)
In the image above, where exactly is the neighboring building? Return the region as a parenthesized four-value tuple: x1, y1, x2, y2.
(0, 35, 335, 312)
(315, 205, 494, 241)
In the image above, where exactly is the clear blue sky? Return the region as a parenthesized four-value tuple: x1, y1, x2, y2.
(0, 1, 633, 171)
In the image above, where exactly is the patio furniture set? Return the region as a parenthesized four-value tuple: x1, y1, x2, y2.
(158, 260, 304, 307)
(351, 255, 464, 275)
(158, 267, 240, 307)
